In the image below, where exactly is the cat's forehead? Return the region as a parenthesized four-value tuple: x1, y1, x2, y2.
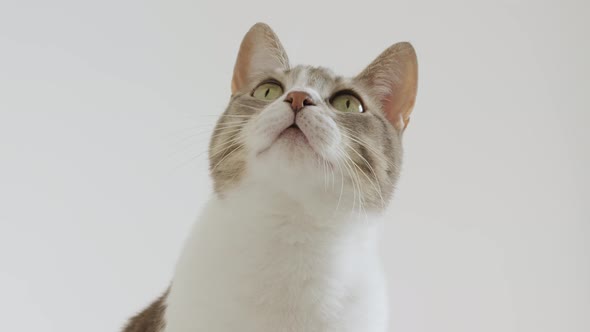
(280, 65, 345, 95)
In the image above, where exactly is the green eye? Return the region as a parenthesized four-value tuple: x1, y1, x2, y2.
(331, 94, 364, 113)
(252, 82, 283, 101)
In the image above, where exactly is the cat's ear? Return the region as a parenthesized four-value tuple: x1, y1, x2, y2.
(357, 42, 418, 131)
(231, 23, 290, 94)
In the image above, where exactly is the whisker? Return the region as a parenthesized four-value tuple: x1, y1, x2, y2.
(334, 150, 344, 213)
(214, 119, 251, 125)
(209, 136, 244, 160)
(197, 114, 254, 118)
(338, 146, 368, 221)
(231, 102, 264, 111)
(209, 123, 248, 132)
(340, 128, 400, 175)
(208, 128, 245, 141)
(336, 147, 360, 215)
(210, 144, 243, 174)
(169, 127, 243, 154)
(341, 140, 385, 209)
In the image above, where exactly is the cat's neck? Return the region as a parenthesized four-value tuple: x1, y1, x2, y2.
(211, 180, 381, 233)
(196, 181, 381, 276)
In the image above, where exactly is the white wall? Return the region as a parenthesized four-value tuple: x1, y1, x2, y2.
(1, 1, 588, 331)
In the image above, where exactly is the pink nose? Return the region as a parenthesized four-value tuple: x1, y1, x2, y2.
(284, 91, 315, 113)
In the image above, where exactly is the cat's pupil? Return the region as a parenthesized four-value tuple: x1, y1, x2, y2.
(264, 88, 270, 97)
(346, 99, 350, 109)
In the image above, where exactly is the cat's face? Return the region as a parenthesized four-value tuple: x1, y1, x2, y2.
(209, 23, 417, 213)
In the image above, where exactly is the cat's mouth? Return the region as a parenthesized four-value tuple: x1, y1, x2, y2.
(280, 123, 306, 140)
(273, 121, 311, 148)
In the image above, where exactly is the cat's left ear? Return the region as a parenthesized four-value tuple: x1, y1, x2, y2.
(231, 23, 290, 94)
(357, 42, 418, 131)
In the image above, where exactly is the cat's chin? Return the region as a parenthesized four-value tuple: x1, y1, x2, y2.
(277, 126, 309, 145)
(256, 126, 315, 158)
(252, 129, 330, 171)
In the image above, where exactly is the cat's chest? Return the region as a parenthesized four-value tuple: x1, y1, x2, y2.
(228, 232, 365, 332)
(239, 228, 354, 298)
(166, 205, 380, 332)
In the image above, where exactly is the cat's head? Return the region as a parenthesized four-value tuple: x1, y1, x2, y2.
(209, 23, 417, 213)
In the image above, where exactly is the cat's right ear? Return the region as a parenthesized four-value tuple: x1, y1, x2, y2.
(231, 23, 290, 94)
(357, 42, 418, 132)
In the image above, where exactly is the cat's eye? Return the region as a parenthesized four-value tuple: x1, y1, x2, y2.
(331, 93, 364, 113)
(252, 82, 284, 101)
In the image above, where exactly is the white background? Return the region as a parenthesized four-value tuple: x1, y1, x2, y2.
(1, 1, 588, 331)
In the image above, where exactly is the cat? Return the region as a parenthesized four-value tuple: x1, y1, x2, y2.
(123, 22, 418, 332)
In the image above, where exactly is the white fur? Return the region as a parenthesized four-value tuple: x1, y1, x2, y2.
(164, 85, 389, 331)
(163, 186, 388, 332)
